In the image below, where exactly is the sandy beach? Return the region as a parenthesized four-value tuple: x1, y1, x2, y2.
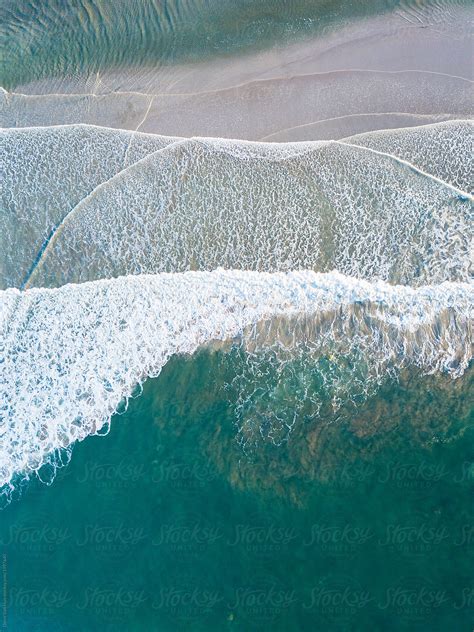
(3, 6, 472, 140)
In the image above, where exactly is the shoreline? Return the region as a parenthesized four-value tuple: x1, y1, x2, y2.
(3, 7, 472, 141)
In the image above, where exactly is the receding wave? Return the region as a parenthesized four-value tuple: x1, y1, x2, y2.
(1, 269, 472, 504)
(2, 69, 472, 140)
(15, 127, 471, 290)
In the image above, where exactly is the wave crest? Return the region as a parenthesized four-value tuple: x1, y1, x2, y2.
(1, 269, 472, 504)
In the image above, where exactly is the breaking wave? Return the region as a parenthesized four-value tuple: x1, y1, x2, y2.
(0, 120, 472, 506)
(1, 269, 472, 505)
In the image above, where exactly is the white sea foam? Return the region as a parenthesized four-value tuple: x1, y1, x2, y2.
(0, 269, 472, 503)
(0, 125, 178, 288)
(345, 119, 474, 193)
(1, 121, 473, 505)
(3, 122, 472, 290)
(26, 136, 472, 289)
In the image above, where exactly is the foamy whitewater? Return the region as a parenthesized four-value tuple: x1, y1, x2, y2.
(1, 270, 472, 504)
(1, 122, 473, 290)
(0, 121, 473, 505)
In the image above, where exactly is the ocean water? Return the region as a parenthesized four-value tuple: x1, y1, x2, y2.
(0, 352, 473, 631)
(1, 0, 410, 89)
(0, 0, 473, 630)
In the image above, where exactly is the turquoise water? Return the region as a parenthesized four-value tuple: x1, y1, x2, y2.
(1, 349, 473, 631)
(1, 0, 473, 630)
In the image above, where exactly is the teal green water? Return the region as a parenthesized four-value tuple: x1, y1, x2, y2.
(1, 1, 473, 630)
(1, 348, 472, 631)
(1, 0, 405, 89)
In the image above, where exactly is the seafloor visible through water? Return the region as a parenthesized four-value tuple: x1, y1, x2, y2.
(1, 352, 473, 631)
(0, 0, 473, 630)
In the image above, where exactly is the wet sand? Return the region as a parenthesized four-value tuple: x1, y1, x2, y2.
(2, 6, 472, 140)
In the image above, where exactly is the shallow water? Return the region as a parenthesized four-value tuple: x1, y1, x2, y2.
(1, 0, 408, 89)
(2, 123, 472, 291)
(3, 1, 472, 141)
(0, 0, 473, 630)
